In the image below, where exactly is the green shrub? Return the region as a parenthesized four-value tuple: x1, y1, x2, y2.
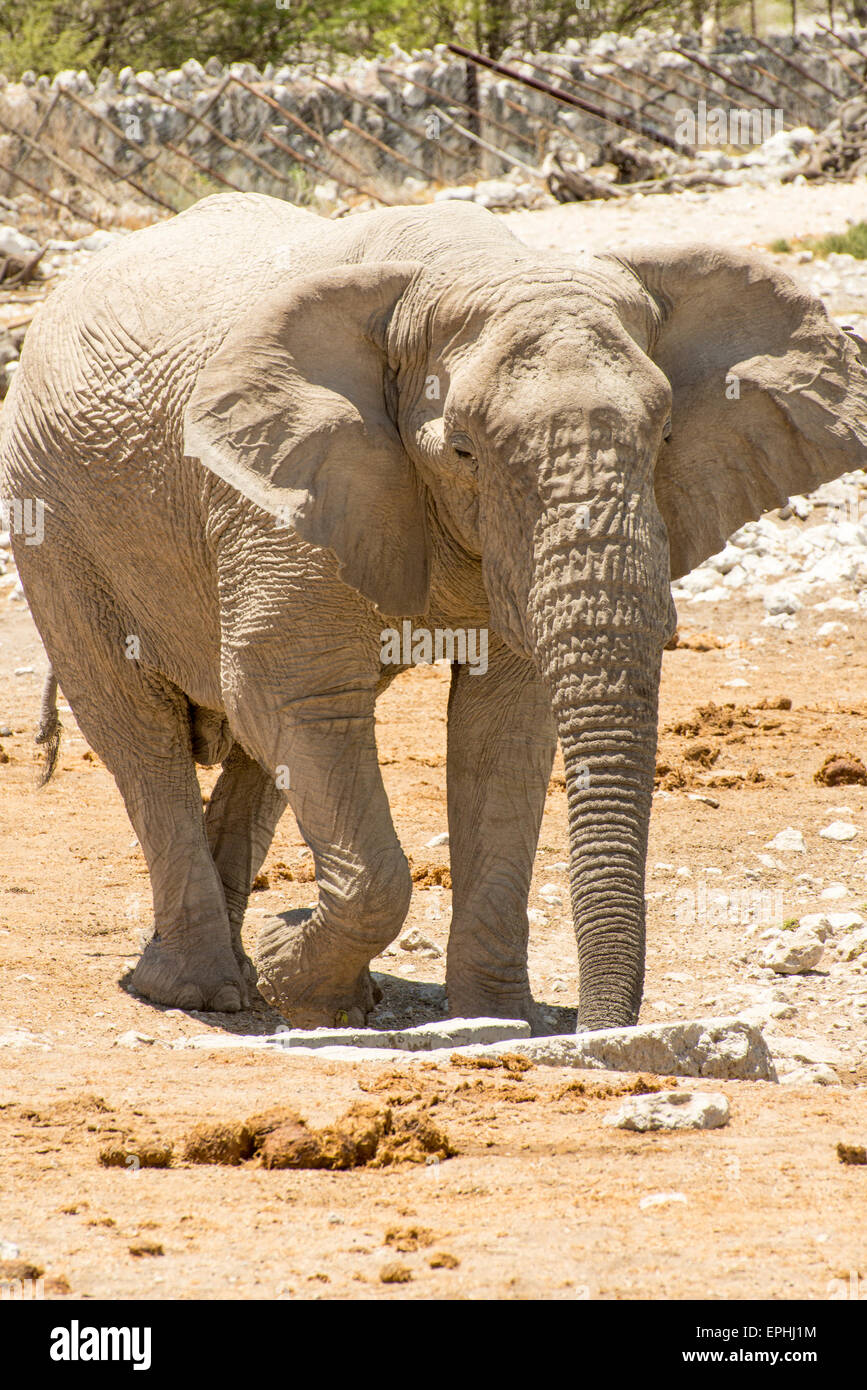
(0, 1, 101, 78)
(768, 222, 867, 261)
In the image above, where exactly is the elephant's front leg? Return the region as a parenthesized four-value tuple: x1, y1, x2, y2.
(248, 689, 411, 1028)
(445, 638, 557, 1028)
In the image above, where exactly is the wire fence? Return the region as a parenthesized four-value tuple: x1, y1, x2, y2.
(0, 35, 857, 228)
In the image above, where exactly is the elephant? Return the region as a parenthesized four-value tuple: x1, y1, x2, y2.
(2, 193, 866, 1032)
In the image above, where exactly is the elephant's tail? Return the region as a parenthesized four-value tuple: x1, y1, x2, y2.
(35, 666, 61, 785)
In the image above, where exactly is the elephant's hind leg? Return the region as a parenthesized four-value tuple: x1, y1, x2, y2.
(21, 564, 250, 1012)
(204, 742, 287, 991)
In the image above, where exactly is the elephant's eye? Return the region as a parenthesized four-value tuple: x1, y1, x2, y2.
(449, 431, 475, 460)
(662, 418, 672, 441)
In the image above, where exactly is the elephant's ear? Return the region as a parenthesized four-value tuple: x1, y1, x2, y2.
(183, 261, 429, 614)
(614, 245, 867, 581)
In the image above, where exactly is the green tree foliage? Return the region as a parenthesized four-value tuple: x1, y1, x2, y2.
(0, 0, 101, 75)
(0, 0, 772, 76)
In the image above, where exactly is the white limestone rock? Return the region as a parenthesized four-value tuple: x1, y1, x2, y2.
(605, 1089, 730, 1131)
(819, 821, 859, 842)
(445, 1016, 776, 1080)
(765, 828, 806, 852)
(762, 930, 824, 975)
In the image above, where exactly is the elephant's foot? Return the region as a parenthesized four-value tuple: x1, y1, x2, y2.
(221, 887, 262, 998)
(254, 909, 383, 1028)
(446, 973, 541, 1033)
(130, 933, 251, 1012)
(228, 921, 262, 1002)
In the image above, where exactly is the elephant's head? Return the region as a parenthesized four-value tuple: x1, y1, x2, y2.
(183, 220, 867, 1030)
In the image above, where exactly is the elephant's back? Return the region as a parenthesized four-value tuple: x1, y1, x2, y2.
(4, 194, 330, 473)
(68, 192, 323, 319)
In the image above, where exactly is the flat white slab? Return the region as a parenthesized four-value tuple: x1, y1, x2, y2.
(173, 1015, 777, 1081)
(176, 1016, 530, 1052)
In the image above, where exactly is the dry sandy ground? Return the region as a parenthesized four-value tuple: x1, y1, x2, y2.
(503, 176, 867, 258)
(1, 177, 867, 1302)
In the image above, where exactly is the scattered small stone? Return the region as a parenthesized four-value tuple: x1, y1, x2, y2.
(765, 827, 806, 853)
(113, 1031, 156, 1047)
(688, 793, 720, 808)
(0, 1029, 51, 1049)
(836, 929, 867, 961)
(425, 832, 449, 848)
(779, 1063, 841, 1086)
(763, 930, 824, 975)
(798, 912, 859, 941)
(538, 885, 563, 903)
(605, 1090, 730, 1132)
(398, 927, 441, 955)
(379, 1262, 412, 1284)
(815, 597, 858, 613)
(429, 1251, 460, 1269)
(820, 884, 850, 901)
(639, 1192, 687, 1210)
(763, 588, 801, 616)
(0, 226, 39, 257)
(128, 1242, 163, 1257)
(837, 1142, 867, 1165)
(768, 1035, 845, 1066)
(819, 821, 859, 842)
(829, 912, 866, 932)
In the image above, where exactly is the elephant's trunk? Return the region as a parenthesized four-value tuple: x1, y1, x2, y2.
(526, 493, 671, 1031)
(555, 690, 658, 1030)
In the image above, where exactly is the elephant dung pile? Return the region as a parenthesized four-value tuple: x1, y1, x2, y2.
(181, 1101, 456, 1170)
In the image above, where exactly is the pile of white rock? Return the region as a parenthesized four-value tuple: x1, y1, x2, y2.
(0, 26, 855, 213)
(673, 471, 867, 625)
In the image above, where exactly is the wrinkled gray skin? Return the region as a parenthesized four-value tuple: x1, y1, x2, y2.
(3, 195, 866, 1032)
